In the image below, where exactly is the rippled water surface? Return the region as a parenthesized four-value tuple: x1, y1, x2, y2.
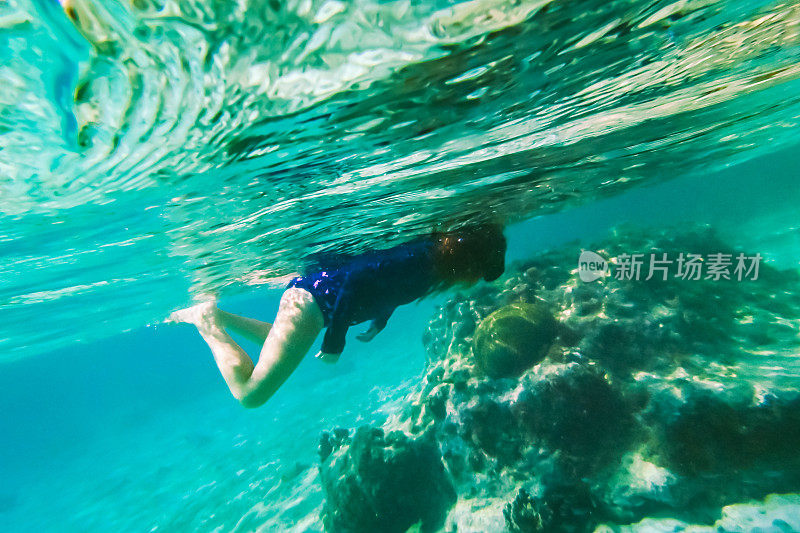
(2, 0, 800, 356)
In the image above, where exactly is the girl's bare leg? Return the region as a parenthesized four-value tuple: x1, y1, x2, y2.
(167, 289, 324, 408)
(216, 309, 273, 345)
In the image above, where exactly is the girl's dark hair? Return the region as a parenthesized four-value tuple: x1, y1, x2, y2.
(433, 224, 506, 284)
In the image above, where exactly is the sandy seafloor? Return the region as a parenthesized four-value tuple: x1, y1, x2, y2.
(3, 146, 800, 532)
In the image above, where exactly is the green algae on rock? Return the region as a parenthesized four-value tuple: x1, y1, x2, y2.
(473, 302, 558, 378)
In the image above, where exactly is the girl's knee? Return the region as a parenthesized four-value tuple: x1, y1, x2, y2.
(280, 288, 324, 329)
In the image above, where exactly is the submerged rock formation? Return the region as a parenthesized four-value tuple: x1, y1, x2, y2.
(318, 427, 456, 533)
(317, 226, 800, 531)
(504, 483, 596, 533)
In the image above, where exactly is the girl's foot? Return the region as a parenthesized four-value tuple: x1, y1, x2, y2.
(166, 301, 218, 328)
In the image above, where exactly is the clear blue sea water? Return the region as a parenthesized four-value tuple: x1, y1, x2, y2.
(3, 0, 800, 531)
(4, 146, 800, 531)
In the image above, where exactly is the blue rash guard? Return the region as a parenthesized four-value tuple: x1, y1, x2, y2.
(287, 239, 438, 356)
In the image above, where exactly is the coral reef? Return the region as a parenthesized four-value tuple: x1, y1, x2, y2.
(318, 226, 800, 531)
(318, 427, 456, 533)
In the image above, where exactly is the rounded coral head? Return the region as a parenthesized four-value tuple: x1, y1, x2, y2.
(433, 224, 506, 285)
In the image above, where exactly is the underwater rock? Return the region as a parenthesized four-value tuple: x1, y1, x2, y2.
(376, 226, 800, 531)
(424, 292, 498, 362)
(513, 363, 636, 470)
(597, 493, 800, 532)
(472, 302, 558, 378)
(504, 489, 542, 532)
(598, 452, 678, 523)
(462, 397, 521, 464)
(319, 427, 351, 462)
(646, 386, 800, 478)
(319, 426, 456, 533)
(504, 483, 597, 533)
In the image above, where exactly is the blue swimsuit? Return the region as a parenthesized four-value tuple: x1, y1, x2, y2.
(288, 239, 438, 355)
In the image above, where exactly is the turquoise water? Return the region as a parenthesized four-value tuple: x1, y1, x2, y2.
(3, 0, 800, 531)
(3, 151, 800, 531)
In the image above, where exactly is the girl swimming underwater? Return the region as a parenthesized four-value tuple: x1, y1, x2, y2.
(168, 225, 506, 408)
